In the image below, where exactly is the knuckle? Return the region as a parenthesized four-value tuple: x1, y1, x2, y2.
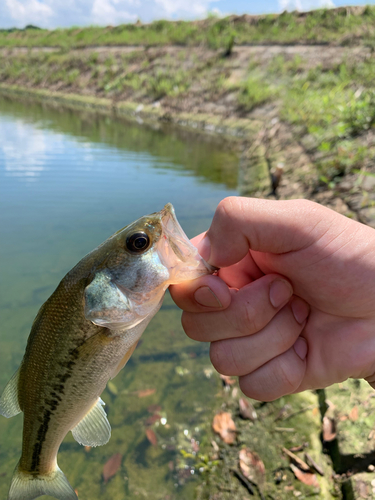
(210, 340, 235, 375)
(274, 320, 297, 351)
(270, 306, 302, 350)
(239, 376, 269, 401)
(236, 300, 262, 336)
(181, 312, 199, 340)
(217, 197, 237, 216)
(215, 197, 242, 225)
(298, 198, 315, 211)
(277, 356, 300, 394)
(296, 199, 320, 220)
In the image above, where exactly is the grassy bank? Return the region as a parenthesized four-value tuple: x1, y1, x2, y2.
(1, 6, 375, 49)
(1, 37, 375, 189)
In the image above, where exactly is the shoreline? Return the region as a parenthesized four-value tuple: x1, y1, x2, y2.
(0, 83, 259, 141)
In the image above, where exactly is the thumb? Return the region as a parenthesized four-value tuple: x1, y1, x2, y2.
(198, 197, 338, 268)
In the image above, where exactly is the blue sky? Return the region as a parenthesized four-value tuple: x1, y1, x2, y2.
(1, 0, 373, 29)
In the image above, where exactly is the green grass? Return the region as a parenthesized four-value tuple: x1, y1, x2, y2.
(2, 7, 375, 49)
(0, 50, 193, 99)
(237, 75, 278, 111)
(278, 58, 375, 181)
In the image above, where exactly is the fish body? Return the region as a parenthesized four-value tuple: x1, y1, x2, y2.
(0, 204, 213, 500)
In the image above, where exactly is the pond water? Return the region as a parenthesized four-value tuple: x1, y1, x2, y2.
(0, 96, 239, 500)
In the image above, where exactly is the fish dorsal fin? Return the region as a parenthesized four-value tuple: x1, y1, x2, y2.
(71, 398, 111, 447)
(0, 368, 21, 418)
(110, 341, 138, 380)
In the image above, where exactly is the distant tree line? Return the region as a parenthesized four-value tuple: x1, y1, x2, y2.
(0, 25, 42, 33)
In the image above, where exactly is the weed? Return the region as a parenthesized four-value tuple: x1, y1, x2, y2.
(317, 141, 368, 182)
(237, 75, 277, 111)
(147, 69, 190, 98)
(89, 52, 99, 65)
(343, 90, 375, 135)
(66, 69, 80, 85)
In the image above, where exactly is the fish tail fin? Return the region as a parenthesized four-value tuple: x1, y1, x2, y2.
(8, 463, 78, 500)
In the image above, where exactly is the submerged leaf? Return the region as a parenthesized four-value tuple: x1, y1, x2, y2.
(290, 463, 319, 488)
(349, 406, 359, 421)
(239, 398, 257, 421)
(107, 381, 118, 396)
(212, 411, 237, 444)
(145, 414, 161, 426)
(289, 444, 307, 453)
(191, 438, 200, 453)
(239, 448, 265, 486)
(103, 453, 122, 484)
(322, 416, 337, 442)
(146, 428, 158, 446)
(220, 374, 236, 387)
(211, 440, 220, 459)
(137, 388, 156, 398)
(147, 404, 162, 413)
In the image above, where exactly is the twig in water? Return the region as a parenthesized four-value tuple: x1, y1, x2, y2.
(231, 468, 255, 495)
(281, 404, 316, 422)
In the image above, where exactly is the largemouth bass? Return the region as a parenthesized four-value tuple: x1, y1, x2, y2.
(0, 203, 214, 500)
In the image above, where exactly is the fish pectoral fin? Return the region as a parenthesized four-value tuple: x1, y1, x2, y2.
(110, 341, 138, 379)
(8, 463, 77, 500)
(71, 397, 111, 447)
(0, 367, 21, 418)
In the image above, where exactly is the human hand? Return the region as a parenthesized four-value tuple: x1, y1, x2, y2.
(170, 197, 375, 401)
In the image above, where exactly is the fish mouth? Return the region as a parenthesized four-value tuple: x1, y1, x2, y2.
(157, 203, 216, 284)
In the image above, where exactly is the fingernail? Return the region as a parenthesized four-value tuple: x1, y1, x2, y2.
(294, 337, 308, 360)
(291, 297, 310, 324)
(269, 279, 293, 308)
(194, 286, 222, 308)
(197, 235, 211, 263)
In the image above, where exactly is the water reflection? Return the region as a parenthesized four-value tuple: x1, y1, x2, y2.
(0, 96, 238, 189)
(1, 119, 48, 180)
(0, 95, 239, 500)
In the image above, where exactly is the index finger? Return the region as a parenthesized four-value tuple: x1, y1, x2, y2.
(197, 197, 336, 269)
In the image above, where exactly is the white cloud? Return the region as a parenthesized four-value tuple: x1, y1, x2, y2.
(0, 119, 49, 181)
(5, 0, 53, 27)
(154, 0, 209, 17)
(91, 0, 137, 24)
(278, 0, 335, 11)
(1, 0, 216, 28)
(209, 7, 225, 17)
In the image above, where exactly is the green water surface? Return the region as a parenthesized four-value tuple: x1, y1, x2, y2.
(0, 96, 239, 500)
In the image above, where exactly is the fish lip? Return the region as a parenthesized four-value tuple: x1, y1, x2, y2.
(157, 203, 217, 281)
(159, 203, 177, 224)
(160, 203, 194, 263)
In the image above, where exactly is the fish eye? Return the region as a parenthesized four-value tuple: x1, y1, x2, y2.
(126, 232, 151, 253)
